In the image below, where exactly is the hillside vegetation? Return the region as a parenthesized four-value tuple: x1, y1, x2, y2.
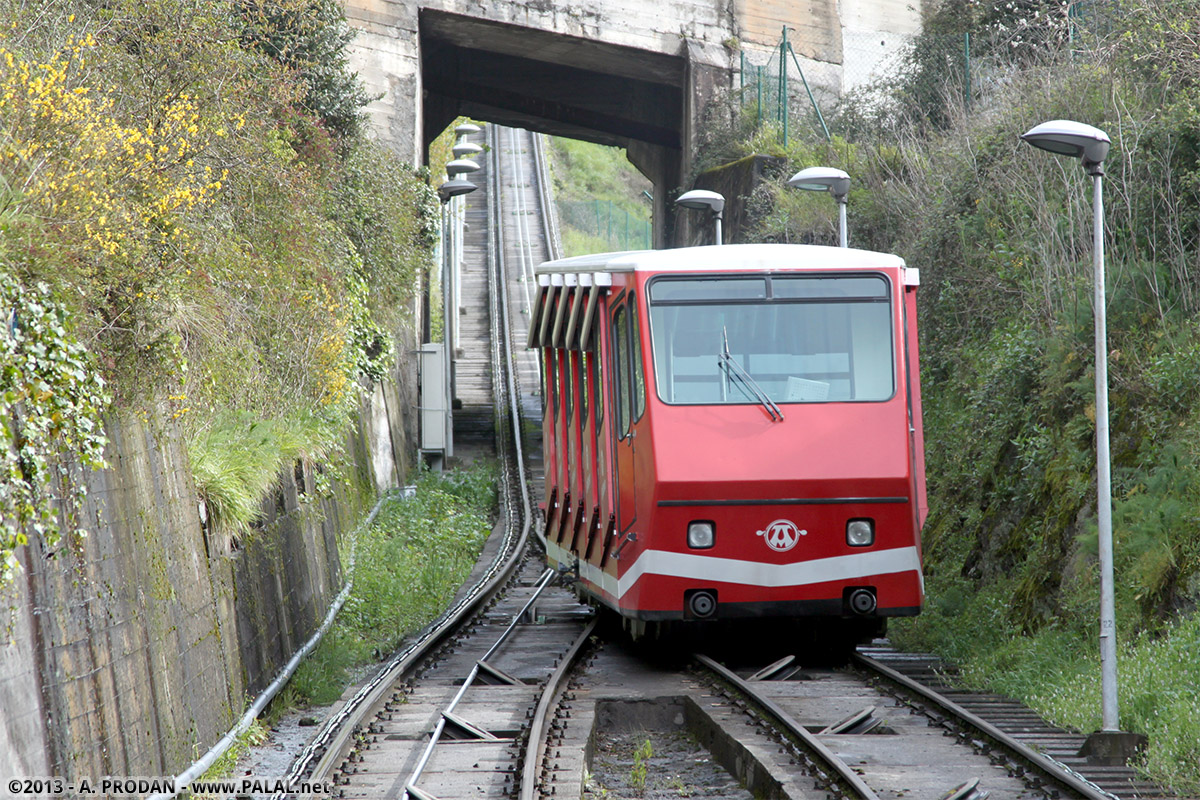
(0, 0, 437, 576)
(546, 137, 653, 255)
(701, 0, 1200, 790)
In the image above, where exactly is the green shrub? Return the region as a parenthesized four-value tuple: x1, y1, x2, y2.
(187, 408, 344, 543)
(288, 462, 496, 705)
(0, 0, 438, 587)
(0, 273, 109, 584)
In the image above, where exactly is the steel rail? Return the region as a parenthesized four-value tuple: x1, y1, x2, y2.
(852, 653, 1119, 800)
(519, 616, 598, 800)
(529, 131, 562, 261)
(694, 654, 883, 800)
(495, 124, 598, 800)
(506, 126, 534, 314)
(490, 124, 532, 529)
(493, 120, 592, 800)
(285, 488, 529, 795)
(403, 567, 558, 800)
(278, 126, 536, 799)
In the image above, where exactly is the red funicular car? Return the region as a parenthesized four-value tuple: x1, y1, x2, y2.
(527, 243, 927, 645)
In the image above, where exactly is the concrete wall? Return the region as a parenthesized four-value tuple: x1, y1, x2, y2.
(0, 350, 416, 782)
(735, 0, 923, 103)
(686, 153, 787, 245)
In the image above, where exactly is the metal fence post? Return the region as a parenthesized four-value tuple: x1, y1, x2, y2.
(781, 26, 789, 144)
(757, 65, 763, 128)
(964, 31, 972, 109)
(786, 43, 831, 142)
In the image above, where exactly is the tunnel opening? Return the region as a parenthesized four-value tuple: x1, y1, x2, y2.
(419, 9, 694, 245)
(419, 9, 686, 156)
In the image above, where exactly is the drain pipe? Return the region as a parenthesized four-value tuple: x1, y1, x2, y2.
(147, 490, 397, 800)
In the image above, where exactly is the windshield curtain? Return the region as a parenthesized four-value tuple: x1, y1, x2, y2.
(648, 274, 895, 405)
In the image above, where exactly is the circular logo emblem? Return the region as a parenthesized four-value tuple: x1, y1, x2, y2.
(757, 519, 807, 552)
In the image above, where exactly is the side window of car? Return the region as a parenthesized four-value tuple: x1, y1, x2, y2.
(613, 303, 631, 439)
(630, 297, 646, 422)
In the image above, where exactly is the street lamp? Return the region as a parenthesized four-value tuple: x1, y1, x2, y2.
(437, 178, 476, 203)
(433, 178, 478, 461)
(676, 189, 725, 245)
(787, 166, 850, 248)
(442, 159, 479, 353)
(453, 141, 483, 159)
(445, 158, 480, 178)
(1022, 120, 1124, 742)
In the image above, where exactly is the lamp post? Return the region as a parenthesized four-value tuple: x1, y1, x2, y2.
(675, 189, 726, 245)
(1021, 119, 1121, 734)
(787, 166, 850, 248)
(444, 158, 479, 358)
(435, 177, 477, 461)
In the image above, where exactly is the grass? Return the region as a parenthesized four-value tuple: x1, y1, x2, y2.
(548, 137, 652, 256)
(561, 227, 620, 258)
(285, 461, 497, 705)
(631, 738, 653, 794)
(187, 408, 346, 540)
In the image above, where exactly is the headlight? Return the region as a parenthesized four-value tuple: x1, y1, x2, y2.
(846, 519, 875, 547)
(687, 521, 715, 549)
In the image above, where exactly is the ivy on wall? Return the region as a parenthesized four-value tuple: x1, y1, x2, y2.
(0, 271, 110, 586)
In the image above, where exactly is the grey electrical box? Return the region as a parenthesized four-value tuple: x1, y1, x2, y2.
(419, 343, 452, 465)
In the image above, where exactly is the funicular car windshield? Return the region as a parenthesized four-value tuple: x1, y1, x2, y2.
(647, 273, 895, 405)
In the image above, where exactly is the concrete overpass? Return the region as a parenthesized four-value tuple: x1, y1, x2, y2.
(342, 0, 922, 243)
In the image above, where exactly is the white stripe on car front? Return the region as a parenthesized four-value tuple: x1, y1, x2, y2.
(546, 540, 920, 600)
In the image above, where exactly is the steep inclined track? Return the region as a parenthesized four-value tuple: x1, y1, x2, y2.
(261, 124, 587, 800)
(266, 127, 1183, 800)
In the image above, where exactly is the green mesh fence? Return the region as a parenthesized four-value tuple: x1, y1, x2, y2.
(558, 199, 652, 252)
(738, 27, 834, 143)
(737, 3, 1111, 141)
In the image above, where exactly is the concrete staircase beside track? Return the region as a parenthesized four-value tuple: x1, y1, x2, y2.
(451, 130, 496, 450)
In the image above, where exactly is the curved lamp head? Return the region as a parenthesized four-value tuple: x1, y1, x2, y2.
(455, 122, 482, 136)
(452, 142, 483, 158)
(675, 189, 725, 215)
(437, 178, 477, 203)
(787, 166, 851, 203)
(675, 189, 726, 245)
(1021, 120, 1110, 173)
(445, 158, 480, 178)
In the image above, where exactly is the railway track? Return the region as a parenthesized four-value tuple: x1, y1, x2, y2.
(856, 647, 1174, 800)
(533, 641, 1161, 800)
(255, 126, 1181, 800)
(261, 125, 583, 800)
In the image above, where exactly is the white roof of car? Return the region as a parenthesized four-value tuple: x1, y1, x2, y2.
(536, 243, 906, 275)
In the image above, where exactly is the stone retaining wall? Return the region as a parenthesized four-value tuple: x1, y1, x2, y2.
(0, 350, 416, 782)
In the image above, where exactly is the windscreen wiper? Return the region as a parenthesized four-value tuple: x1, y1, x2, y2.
(719, 328, 784, 422)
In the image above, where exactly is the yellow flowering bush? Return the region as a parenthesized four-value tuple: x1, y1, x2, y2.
(0, 0, 438, 557)
(0, 41, 226, 260)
